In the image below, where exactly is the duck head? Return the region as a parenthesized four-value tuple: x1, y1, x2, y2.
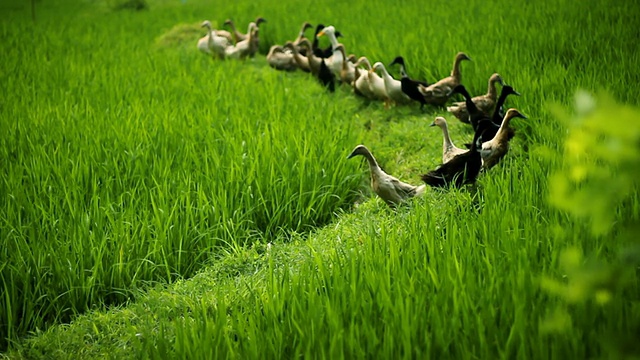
(490, 73, 505, 86)
(504, 108, 528, 121)
(201, 20, 212, 29)
(317, 25, 336, 38)
(372, 62, 385, 73)
(456, 52, 472, 62)
(301, 22, 313, 32)
(255, 17, 267, 26)
(355, 57, 371, 70)
(502, 85, 521, 97)
(430, 116, 447, 128)
(347, 145, 371, 159)
(389, 56, 405, 67)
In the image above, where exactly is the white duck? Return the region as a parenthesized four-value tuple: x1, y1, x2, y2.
(348, 145, 426, 207)
(369, 62, 390, 103)
(430, 117, 467, 164)
(372, 62, 411, 105)
(197, 20, 230, 59)
(352, 57, 375, 98)
(316, 26, 344, 79)
(224, 23, 258, 59)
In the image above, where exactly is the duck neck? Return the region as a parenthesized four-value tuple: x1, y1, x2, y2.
(312, 25, 323, 50)
(327, 33, 339, 50)
(379, 66, 392, 83)
(487, 78, 499, 99)
(459, 87, 479, 115)
(360, 152, 382, 176)
(337, 49, 348, 70)
(399, 64, 408, 78)
(439, 123, 455, 151)
(206, 25, 215, 48)
(492, 90, 510, 123)
(451, 57, 463, 80)
(227, 21, 241, 40)
(495, 114, 514, 139)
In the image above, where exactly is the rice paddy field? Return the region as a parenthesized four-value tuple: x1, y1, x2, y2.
(1, 0, 639, 358)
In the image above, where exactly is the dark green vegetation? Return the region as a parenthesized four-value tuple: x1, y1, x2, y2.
(1, 0, 639, 357)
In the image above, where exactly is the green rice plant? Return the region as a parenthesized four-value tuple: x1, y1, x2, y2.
(2, 0, 640, 355)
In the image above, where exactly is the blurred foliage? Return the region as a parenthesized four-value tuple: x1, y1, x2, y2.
(541, 92, 640, 358)
(549, 90, 640, 236)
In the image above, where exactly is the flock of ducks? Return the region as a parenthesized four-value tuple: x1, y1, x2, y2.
(197, 17, 266, 59)
(197, 19, 528, 208)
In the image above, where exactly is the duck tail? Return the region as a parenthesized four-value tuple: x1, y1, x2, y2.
(421, 171, 447, 188)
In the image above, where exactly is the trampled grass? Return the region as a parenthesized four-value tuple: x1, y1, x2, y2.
(1, 0, 639, 357)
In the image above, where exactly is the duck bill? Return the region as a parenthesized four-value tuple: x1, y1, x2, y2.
(429, 122, 436, 127)
(317, 30, 325, 37)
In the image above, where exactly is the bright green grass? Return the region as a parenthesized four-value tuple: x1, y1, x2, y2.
(2, 0, 640, 357)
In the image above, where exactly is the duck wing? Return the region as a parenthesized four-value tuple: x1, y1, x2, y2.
(473, 96, 495, 115)
(390, 177, 419, 197)
(421, 151, 481, 188)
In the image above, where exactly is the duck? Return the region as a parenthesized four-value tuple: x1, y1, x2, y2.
(294, 39, 334, 91)
(267, 45, 297, 71)
(283, 41, 311, 72)
(294, 39, 319, 74)
(197, 20, 231, 60)
(334, 44, 357, 84)
(223, 17, 266, 43)
(479, 108, 527, 169)
(317, 26, 344, 79)
(205, 22, 233, 44)
(352, 57, 376, 98)
(348, 145, 426, 207)
(389, 56, 430, 110)
(368, 62, 390, 102)
(417, 52, 472, 106)
(448, 84, 517, 145)
(372, 62, 411, 106)
(447, 73, 504, 123)
(430, 117, 467, 164)
(293, 21, 313, 55)
(224, 23, 258, 59)
(420, 125, 484, 188)
(312, 24, 343, 58)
